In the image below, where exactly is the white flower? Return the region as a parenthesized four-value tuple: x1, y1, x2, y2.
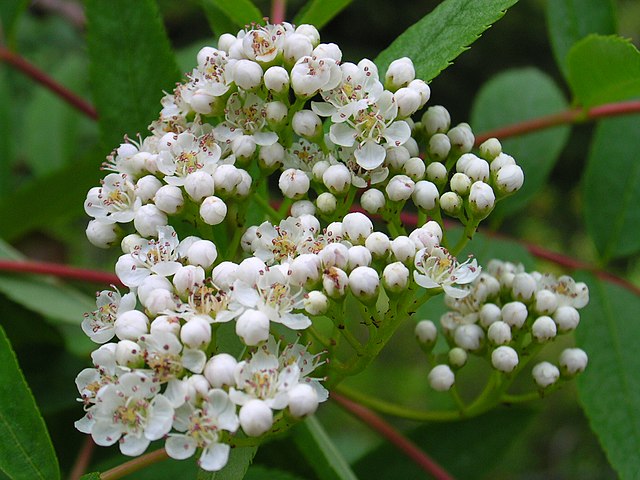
(413, 246, 481, 298)
(82, 288, 136, 344)
(242, 23, 289, 63)
(165, 389, 239, 471)
(84, 173, 141, 224)
(252, 216, 316, 264)
(216, 92, 278, 146)
(290, 54, 342, 97)
(157, 132, 221, 186)
(139, 331, 206, 383)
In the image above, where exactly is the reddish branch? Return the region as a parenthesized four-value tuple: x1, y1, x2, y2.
(0, 259, 121, 286)
(0, 46, 98, 120)
(332, 392, 455, 480)
(475, 100, 640, 145)
(271, 0, 287, 24)
(67, 437, 95, 480)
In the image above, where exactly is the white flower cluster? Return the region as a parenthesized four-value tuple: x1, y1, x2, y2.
(417, 260, 589, 391)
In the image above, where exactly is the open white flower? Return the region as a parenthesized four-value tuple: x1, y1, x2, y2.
(413, 246, 481, 298)
(157, 131, 221, 186)
(85, 173, 141, 224)
(252, 216, 317, 264)
(82, 288, 136, 344)
(290, 54, 342, 97)
(215, 92, 278, 146)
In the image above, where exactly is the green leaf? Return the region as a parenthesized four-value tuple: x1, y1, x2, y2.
(567, 35, 640, 108)
(374, 0, 518, 82)
(200, 0, 263, 30)
(0, 325, 60, 480)
(353, 407, 535, 479)
(470, 67, 570, 218)
(86, 0, 181, 148)
(79, 474, 101, 480)
(198, 446, 258, 480)
(546, 0, 616, 79)
(461, 229, 535, 270)
(0, 0, 28, 42)
(294, 0, 353, 30)
(245, 466, 305, 480)
(200, 0, 241, 38)
(583, 114, 640, 261)
(575, 272, 640, 480)
(292, 416, 358, 480)
(0, 69, 12, 197)
(0, 150, 102, 241)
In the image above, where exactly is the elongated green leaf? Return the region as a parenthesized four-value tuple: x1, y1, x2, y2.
(0, 325, 60, 480)
(0, 0, 28, 42)
(546, 0, 616, 78)
(294, 0, 353, 30)
(583, 115, 640, 261)
(576, 272, 640, 480)
(86, 0, 181, 148)
(201, 0, 262, 30)
(198, 447, 258, 480)
(567, 35, 640, 108)
(471, 68, 570, 218)
(354, 407, 535, 479)
(293, 416, 358, 480)
(200, 0, 243, 37)
(375, 0, 518, 82)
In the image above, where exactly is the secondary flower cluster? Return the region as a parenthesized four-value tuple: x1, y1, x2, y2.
(77, 20, 528, 471)
(416, 260, 589, 391)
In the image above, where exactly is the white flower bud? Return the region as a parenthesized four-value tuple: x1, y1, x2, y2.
(144, 288, 177, 316)
(325, 221, 343, 240)
(450, 173, 472, 196)
(358, 188, 384, 214)
(265, 101, 288, 128)
(534, 289, 558, 315)
(291, 200, 316, 217)
(295, 24, 320, 47)
(385, 57, 415, 90)
(454, 324, 485, 351)
(501, 301, 528, 329)
(173, 265, 205, 295)
(150, 315, 181, 336)
(386, 146, 410, 171)
(495, 164, 524, 195)
(235, 257, 267, 286)
(86, 220, 119, 249)
(279, 168, 310, 198)
(135, 175, 162, 202)
(233, 59, 263, 90)
(489, 153, 516, 174)
(382, 261, 410, 293)
(427, 133, 451, 162)
(349, 266, 379, 301)
(559, 348, 588, 376)
(426, 161, 448, 185)
(395, 87, 422, 118)
(283, 33, 314, 64)
(320, 243, 349, 270)
(154, 185, 184, 214)
(292, 110, 323, 139)
(236, 309, 270, 345)
(440, 191, 463, 216)
(487, 321, 512, 345)
(409, 181, 438, 212)
(422, 106, 450, 136)
(408, 79, 430, 107)
(532, 361, 560, 388)
(312, 43, 342, 61)
(342, 212, 373, 244)
(553, 306, 580, 332)
(365, 231, 390, 259)
(315, 192, 337, 214)
(137, 274, 172, 306)
(311, 160, 330, 182)
(211, 261, 238, 289)
(512, 273, 536, 302)
(386, 175, 415, 202)
(479, 303, 502, 328)
(322, 164, 351, 195)
(259, 142, 285, 169)
(391, 236, 416, 264)
(409, 228, 439, 251)
(415, 320, 437, 344)
(290, 254, 321, 287)
(239, 399, 273, 436)
(348, 245, 372, 269)
(403, 157, 426, 181)
(469, 181, 495, 217)
(120, 233, 145, 254)
(304, 290, 328, 315)
(287, 383, 319, 418)
(213, 165, 242, 195)
(479, 138, 502, 161)
(263, 66, 290, 93)
(204, 353, 238, 388)
(115, 340, 143, 368)
(236, 169, 252, 198)
(449, 347, 468, 368)
(491, 346, 519, 373)
(323, 266, 349, 298)
(231, 135, 257, 162)
(216, 34, 235, 53)
(532, 315, 557, 342)
(428, 364, 455, 391)
(183, 172, 214, 203)
(134, 204, 168, 237)
(114, 310, 149, 341)
(187, 240, 218, 269)
(200, 196, 227, 225)
(447, 123, 474, 153)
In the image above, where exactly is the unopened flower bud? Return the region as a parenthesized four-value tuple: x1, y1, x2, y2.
(184, 171, 215, 202)
(319, 243, 349, 269)
(386, 146, 410, 171)
(491, 346, 519, 373)
(403, 157, 426, 181)
(204, 353, 238, 388)
(137, 275, 173, 305)
(290, 254, 321, 287)
(469, 181, 495, 217)
(428, 133, 451, 162)
(154, 185, 184, 214)
(412, 181, 439, 211)
(115, 340, 144, 368)
(291, 200, 316, 217)
(114, 310, 149, 340)
(295, 24, 320, 47)
(259, 142, 285, 169)
(200, 196, 227, 225)
(364, 232, 389, 259)
(360, 188, 385, 214)
(186, 240, 217, 269)
(479, 303, 501, 328)
(304, 290, 328, 315)
(236, 309, 269, 346)
(288, 383, 319, 418)
(283, 33, 313, 64)
(447, 123, 475, 153)
(440, 191, 463, 216)
(144, 288, 177, 316)
(150, 315, 180, 336)
(231, 135, 257, 163)
(450, 173, 471, 196)
(553, 306, 580, 332)
(382, 261, 410, 293)
(408, 79, 430, 107)
(391, 236, 416, 264)
(348, 245, 372, 269)
(240, 399, 273, 436)
(532, 315, 557, 342)
(121, 233, 145, 254)
(263, 66, 290, 93)
(233, 59, 263, 90)
(235, 257, 267, 286)
(532, 361, 560, 388)
(323, 164, 351, 194)
(479, 138, 502, 161)
(426, 161, 448, 186)
(422, 106, 450, 136)
(292, 110, 323, 139)
(415, 320, 437, 344)
(495, 164, 524, 195)
(449, 347, 468, 368)
(213, 165, 242, 196)
(501, 301, 528, 329)
(349, 266, 379, 301)
(323, 266, 349, 298)
(386, 175, 415, 202)
(265, 101, 288, 128)
(512, 273, 536, 302)
(559, 348, 588, 376)
(342, 212, 373, 244)
(134, 205, 168, 237)
(279, 168, 310, 198)
(173, 265, 205, 295)
(316, 192, 337, 214)
(534, 289, 558, 315)
(487, 321, 512, 345)
(395, 87, 422, 118)
(454, 324, 485, 351)
(135, 175, 162, 202)
(385, 57, 415, 90)
(86, 220, 119, 249)
(428, 364, 455, 391)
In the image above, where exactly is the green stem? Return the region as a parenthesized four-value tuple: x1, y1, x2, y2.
(253, 193, 280, 220)
(450, 217, 480, 256)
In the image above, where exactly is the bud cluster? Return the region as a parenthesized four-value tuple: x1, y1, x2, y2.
(417, 260, 589, 391)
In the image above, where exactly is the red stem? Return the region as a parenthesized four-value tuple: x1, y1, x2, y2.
(67, 437, 95, 480)
(271, 0, 286, 24)
(475, 100, 640, 145)
(332, 392, 455, 480)
(0, 260, 121, 286)
(0, 46, 98, 120)
(100, 448, 169, 480)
